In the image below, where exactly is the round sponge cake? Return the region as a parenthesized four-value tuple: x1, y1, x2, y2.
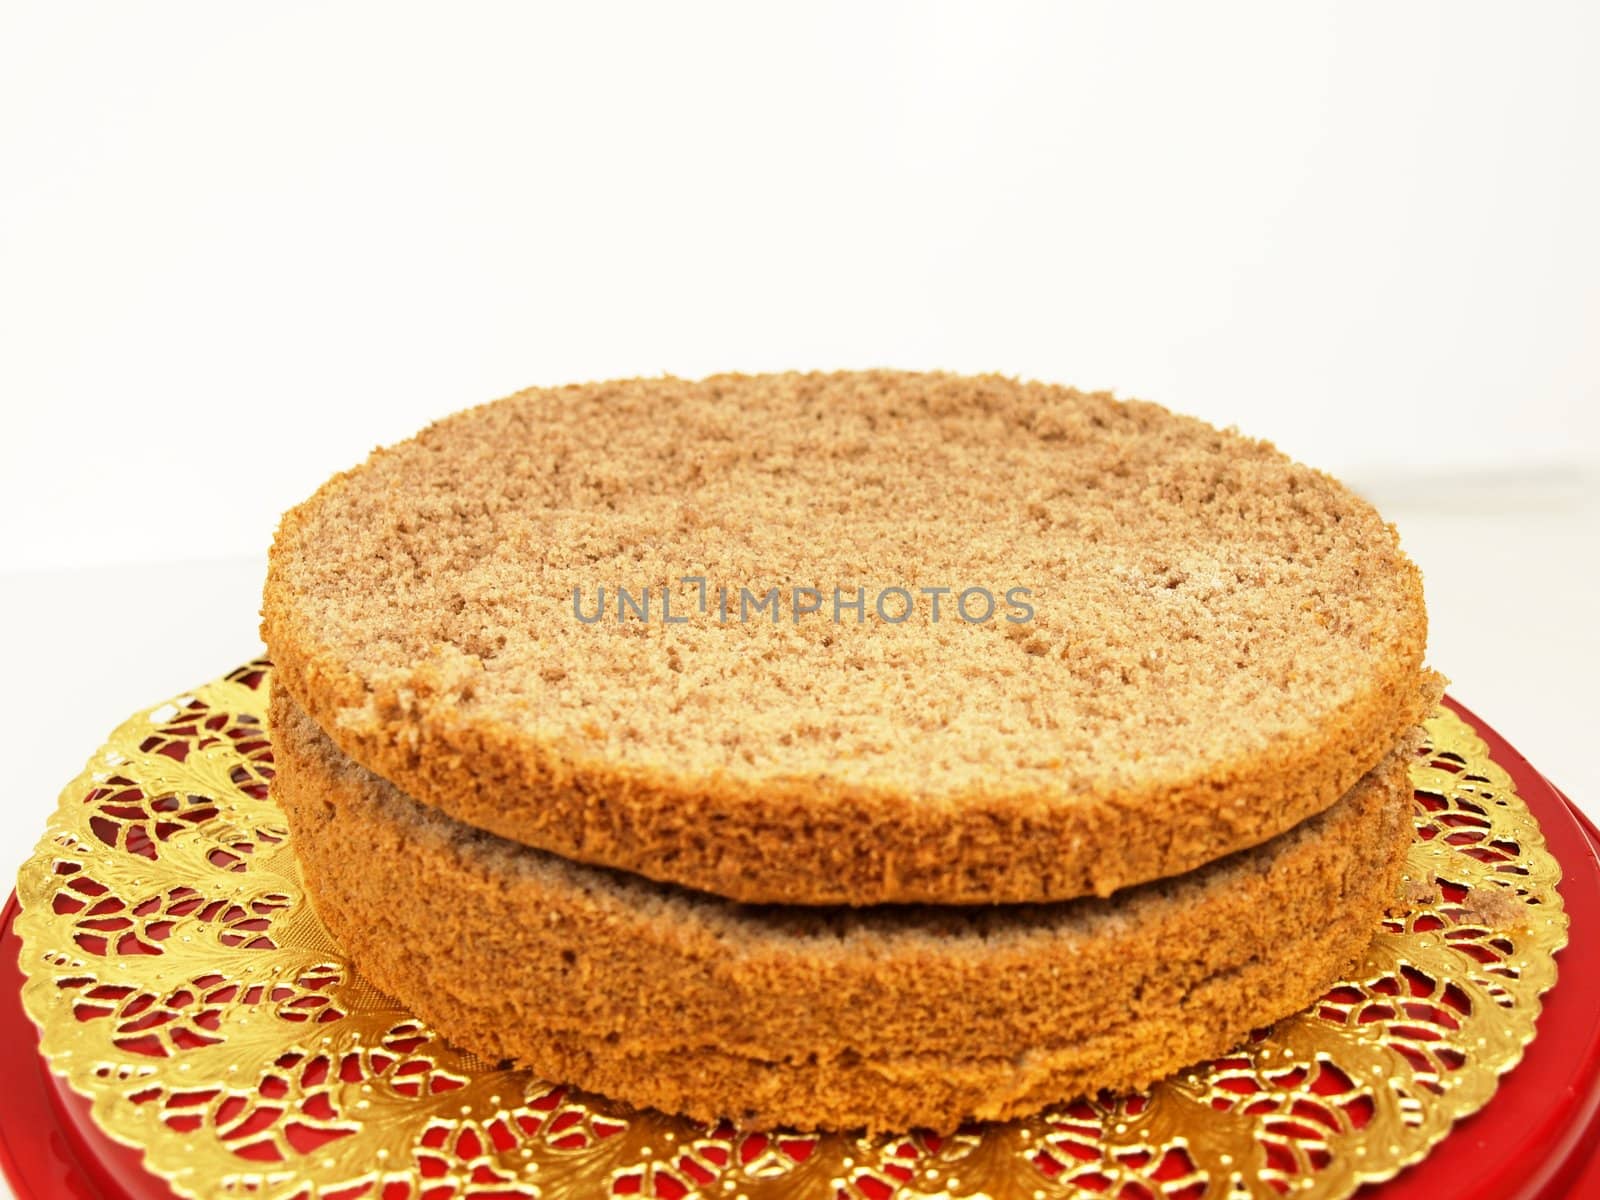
(270, 686, 1417, 1133)
(263, 370, 1430, 905)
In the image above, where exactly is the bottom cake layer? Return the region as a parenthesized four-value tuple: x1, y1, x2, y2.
(269, 686, 1416, 1133)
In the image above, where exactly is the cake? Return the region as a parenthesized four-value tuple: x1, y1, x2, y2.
(271, 686, 1417, 1133)
(263, 370, 1430, 906)
(262, 369, 1436, 1131)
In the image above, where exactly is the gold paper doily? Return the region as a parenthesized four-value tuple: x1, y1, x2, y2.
(14, 663, 1568, 1200)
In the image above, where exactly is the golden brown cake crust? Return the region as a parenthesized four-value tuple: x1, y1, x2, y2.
(271, 687, 1417, 1133)
(263, 370, 1432, 905)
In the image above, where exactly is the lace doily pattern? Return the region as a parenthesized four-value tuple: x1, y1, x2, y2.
(14, 664, 1567, 1199)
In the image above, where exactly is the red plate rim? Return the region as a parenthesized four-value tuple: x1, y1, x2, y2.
(2, 695, 1596, 1200)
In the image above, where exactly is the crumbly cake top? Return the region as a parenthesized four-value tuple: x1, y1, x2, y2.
(267, 370, 1423, 805)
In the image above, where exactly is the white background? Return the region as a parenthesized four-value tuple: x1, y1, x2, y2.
(2, 0, 1598, 1000)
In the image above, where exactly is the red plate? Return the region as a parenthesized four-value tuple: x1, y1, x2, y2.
(3, 696, 1597, 1200)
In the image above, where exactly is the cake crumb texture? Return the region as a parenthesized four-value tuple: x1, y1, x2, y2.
(264, 370, 1431, 904)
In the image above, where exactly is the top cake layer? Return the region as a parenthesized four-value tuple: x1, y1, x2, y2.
(263, 370, 1430, 904)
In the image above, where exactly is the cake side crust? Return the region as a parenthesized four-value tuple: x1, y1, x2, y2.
(270, 686, 1417, 1133)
